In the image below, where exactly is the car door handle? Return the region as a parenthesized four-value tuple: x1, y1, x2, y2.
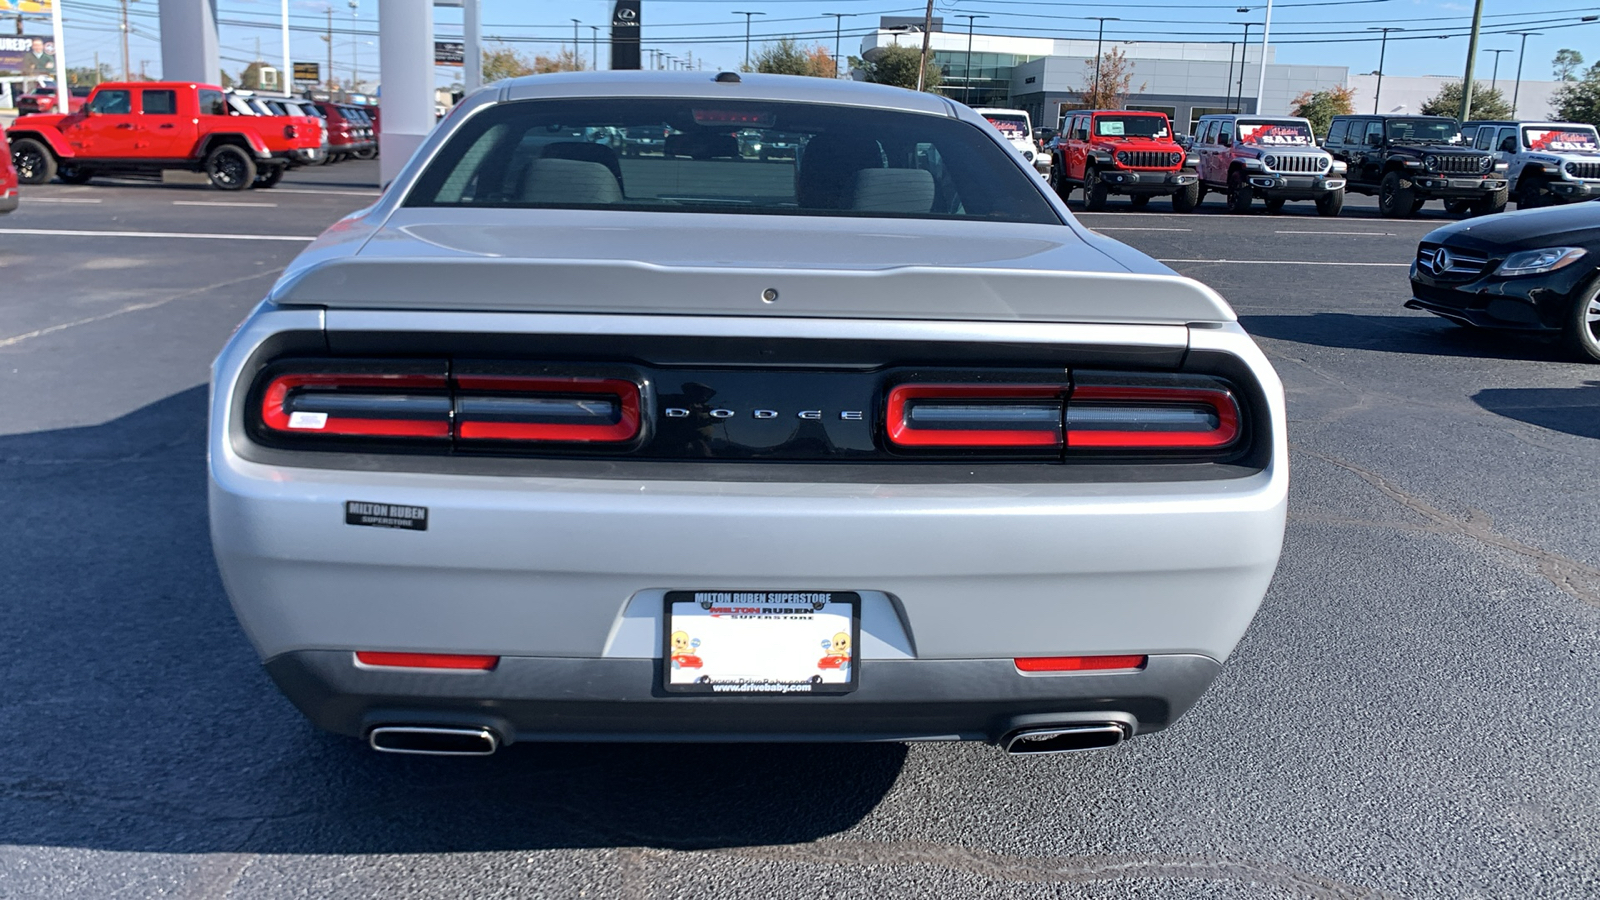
(116, 123, 136, 129)
(158, 123, 175, 129)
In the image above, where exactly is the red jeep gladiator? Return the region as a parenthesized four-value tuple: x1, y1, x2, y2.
(7, 81, 321, 190)
(1051, 110, 1200, 212)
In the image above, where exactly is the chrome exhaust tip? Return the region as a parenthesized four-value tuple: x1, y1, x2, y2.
(1002, 722, 1129, 755)
(369, 726, 499, 756)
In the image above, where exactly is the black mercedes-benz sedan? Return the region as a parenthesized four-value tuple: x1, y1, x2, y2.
(1408, 203, 1600, 361)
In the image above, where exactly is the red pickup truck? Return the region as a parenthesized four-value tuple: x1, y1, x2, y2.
(6, 81, 321, 190)
(1050, 109, 1200, 212)
(1, 129, 18, 213)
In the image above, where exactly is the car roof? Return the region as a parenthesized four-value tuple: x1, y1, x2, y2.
(497, 71, 955, 117)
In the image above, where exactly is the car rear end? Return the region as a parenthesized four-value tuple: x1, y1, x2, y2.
(210, 76, 1286, 756)
(0, 129, 18, 213)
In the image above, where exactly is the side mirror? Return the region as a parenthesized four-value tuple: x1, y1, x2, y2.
(1219, 135, 1231, 147)
(1499, 137, 1517, 153)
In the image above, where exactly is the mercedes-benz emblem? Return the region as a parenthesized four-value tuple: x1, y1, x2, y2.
(1431, 248, 1451, 276)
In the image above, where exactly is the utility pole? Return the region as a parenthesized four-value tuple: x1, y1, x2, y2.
(282, 0, 291, 96)
(732, 11, 763, 70)
(120, 0, 132, 81)
(325, 6, 334, 90)
(591, 25, 600, 72)
(1230, 23, 1254, 112)
(94, 51, 101, 84)
(1087, 17, 1118, 106)
(957, 14, 987, 105)
(1482, 48, 1510, 94)
(349, 1, 359, 89)
(1225, 43, 1236, 113)
(1458, 0, 1485, 122)
(1508, 31, 1541, 118)
(915, 0, 934, 92)
(1254, 0, 1274, 114)
(1367, 27, 1402, 114)
(825, 13, 850, 79)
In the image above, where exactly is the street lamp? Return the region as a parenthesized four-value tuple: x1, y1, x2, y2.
(591, 25, 600, 71)
(1084, 17, 1119, 106)
(1230, 22, 1257, 112)
(1368, 27, 1403, 115)
(1507, 31, 1542, 117)
(572, 19, 582, 70)
(1481, 48, 1510, 95)
(824, 13, 851, 78)
(348, 0, 359, 89)
(956, 14, 988, 105)
(732, 11, 765, 70)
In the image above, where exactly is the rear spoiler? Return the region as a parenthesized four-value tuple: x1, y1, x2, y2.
(270, 258, 1238, 326)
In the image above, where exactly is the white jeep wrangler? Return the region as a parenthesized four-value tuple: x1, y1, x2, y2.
(1464, 120, 1600, 208)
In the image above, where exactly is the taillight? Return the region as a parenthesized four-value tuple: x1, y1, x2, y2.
(1066, 384, 1239, 450)
(259, 371, 451, 439)
(885, 384, 1066, 449)
(1015, 655, 1147, 672)
(454, 375, 641, 443)
(355, 652, 499, 670)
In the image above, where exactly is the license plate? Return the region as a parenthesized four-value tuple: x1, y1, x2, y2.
(1451, 179, 1485, 188)
(663, 591, 860, 694)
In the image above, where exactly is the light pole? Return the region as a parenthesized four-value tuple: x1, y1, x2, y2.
(591, 25, 600, 71)
(1085, 17, 1119, 106)
(732, 11, 764, 70)
(348, 1, 359, 89)
(572, 19, 581, 70)
(1481, 48, 1510, 94)
(1458, 0, 1486, 122)
(1368, 27, 1402, 114)
(824, 13, 851, 79)
(957, 14, 987, 105)
(1254, 0, 1275, 114)
(1230, 23, 1256, 112)
(1507, 31, 1541, 117)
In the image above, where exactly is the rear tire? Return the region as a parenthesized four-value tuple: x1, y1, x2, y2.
(56, 165, 95, 185)
(252, 165, 284, 189)
(1084, 168, 1109, 211)
(205, 144, 256, 191)
(353, 147, 377, 161)
(1171, 180, 1200, 213)
(1315, 189, 1344, 217)
(1472, 186, 1509, 217)
(1517, 179, 1551, 209)
(1561, 280, 1600, 363)
(1227, 171, 1253, 213)
(1129, 194, 1150, 210)
(1379, 170, 1417, 218)
(9, 138, 56, 185)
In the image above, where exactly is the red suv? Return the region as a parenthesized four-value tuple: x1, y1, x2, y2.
(313, 102, 376, 161)
(0, 129, 18, 213)
(16, 85, 91, 115)
(1051, 110, 1200, 212)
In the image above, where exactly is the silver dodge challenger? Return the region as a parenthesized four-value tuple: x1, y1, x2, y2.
(209, 72, 1287, 757)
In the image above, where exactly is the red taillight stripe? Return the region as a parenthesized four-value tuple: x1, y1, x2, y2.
(261, 373, 451, 438)
(454, 376, 641, 443)
(1066, 385, 1239, 450)
(886, 384, 1066, 448)
(355, 652, 499, 670)
(1014, 655, 1147, 672)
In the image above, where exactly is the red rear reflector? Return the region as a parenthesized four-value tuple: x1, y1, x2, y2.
(355, 652, 499, 670)
(886, 384, 1066, 448)
(261, 373, 451, 439)
(453, 375, 641, 443)
(1066, 385, 1239, 450)
(1014, 655, 1147, 672)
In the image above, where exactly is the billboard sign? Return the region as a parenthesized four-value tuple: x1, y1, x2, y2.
(611, 0, 640, 70)
(293, 62, 320, 83)
(0, 35, 54, 77)
(434, 41, 464, 66)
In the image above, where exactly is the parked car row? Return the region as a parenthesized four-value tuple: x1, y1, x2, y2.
(4, 81, 378, 192)
(1043, 108, 1600, 218)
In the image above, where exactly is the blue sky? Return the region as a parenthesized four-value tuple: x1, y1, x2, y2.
(36, 1, 1600, 87)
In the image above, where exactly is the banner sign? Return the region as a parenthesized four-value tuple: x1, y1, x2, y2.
(611, 0, 640, 70)
(0, 2, 55, 12)
(0, 34, 54, 77)
(434, 41, 464, 67)
(1525, 128, 1599, 153)
(1238, 122, 1315, 146)
(292, 62, 320, 83)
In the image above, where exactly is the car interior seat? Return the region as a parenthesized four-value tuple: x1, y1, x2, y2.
(797, 134, 886, 209)
(519, 158, 623, 205)
(850, 168, 936, 214)
(541, 141, 625, 191)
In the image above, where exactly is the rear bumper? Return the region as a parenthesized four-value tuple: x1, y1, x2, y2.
(266, 649, 1223, 744)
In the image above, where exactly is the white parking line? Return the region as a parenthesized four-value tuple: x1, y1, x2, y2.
(1158, 258, 1408, 267)
(1094, 227, 1194, 232)
(20, 197, 104, 204)
(0, 227, 314, 242)
(172, 200, 279, 208)
(269, 188, 381, 197)
(1275, 230, 1397, 236)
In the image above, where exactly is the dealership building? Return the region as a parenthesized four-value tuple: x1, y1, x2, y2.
(859, 19, 1347, 134)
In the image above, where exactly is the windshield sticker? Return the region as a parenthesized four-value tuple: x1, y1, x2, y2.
(1238, 123, 1314, 146)
(1525, 128, 1599, 152)
(984, 116, 1027, 139)
(1100, 120, 1125, 136)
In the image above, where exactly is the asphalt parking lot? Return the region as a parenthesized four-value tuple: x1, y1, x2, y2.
(2, 165, 1598, 899)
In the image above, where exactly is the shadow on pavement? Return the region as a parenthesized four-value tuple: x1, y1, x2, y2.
(1472, 381, 1600, 440)
(0, 386, 904, 855)
(1241, 313, 1573, 362)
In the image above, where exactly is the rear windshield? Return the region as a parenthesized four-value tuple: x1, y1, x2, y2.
(1237, 120, 1314, 146)
(982, 114, 1029, 140)
(405, 98, 1059, 224)
(1094, 115, 1168, 139)
(1523, 126, 1599, 152)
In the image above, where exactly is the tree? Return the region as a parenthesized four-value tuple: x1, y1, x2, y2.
(805, 45, 836, 79)
(1074, 47, 1144, 110)
(1553, 63, 1600, 127)
(531, 48, 582, 74)
(750, 39, 835, 77)
(483, 45, 535, 82)
(1554, 49, 1585, 82)
(850, 44, 941, 93)
(1291, 85, 1355, 136)
(1420, 81, 1512, 120)
(66, 63, 110, 87)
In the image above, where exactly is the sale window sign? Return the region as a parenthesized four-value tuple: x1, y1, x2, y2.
(1238, 122, 1315, 146)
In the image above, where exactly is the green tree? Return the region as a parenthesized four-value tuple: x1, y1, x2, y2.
(1420, 81, 1512, 120)
(1553, 63, 1600, 127)
(1553, 49, 1585, 82)
(1291, 85, 1355, 136)
(483, 45, 535, 82)
(849, 44, 941, 93)
(751, 38, 809, 75)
